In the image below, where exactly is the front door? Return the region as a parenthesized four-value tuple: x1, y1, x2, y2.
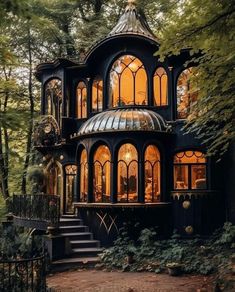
(64, 165, 77, 214)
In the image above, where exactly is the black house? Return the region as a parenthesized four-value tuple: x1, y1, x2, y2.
(33, 0, 231, 247)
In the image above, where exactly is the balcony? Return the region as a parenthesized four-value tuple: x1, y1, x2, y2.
(11, 194, 60, 230)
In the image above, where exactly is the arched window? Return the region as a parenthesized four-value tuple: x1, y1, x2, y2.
(109, 55, 147, 107)
(76, 81, 87, 119)
(154, 67, 168, 106)
(174, 151, 207, 190)
(65, 165, 77, 213)
(144, 145, 161, 202)
(93, 145, 111, 202)
(46, 162, 62, 197)
(177, 68, 198, 119)
(117, 143, 138, 202)
(45, 79, 62, 125)
(92, 78, 103, 112)
(80, 149, 88, 202)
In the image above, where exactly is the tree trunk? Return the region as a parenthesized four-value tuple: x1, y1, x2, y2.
(0, 126, 9, 200)
(0, 68, 11, 200)
(21, 24, 34, 194)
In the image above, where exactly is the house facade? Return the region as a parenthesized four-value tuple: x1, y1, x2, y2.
(34, 1, 227, 246)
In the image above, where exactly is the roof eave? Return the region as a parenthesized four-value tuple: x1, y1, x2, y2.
(84, 33, 160, 63)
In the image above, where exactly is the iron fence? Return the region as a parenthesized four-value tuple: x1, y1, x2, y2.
(11, 194, 60, 227)
(0, 255, 47, 292)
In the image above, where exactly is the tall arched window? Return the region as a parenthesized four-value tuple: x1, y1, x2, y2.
(144, 145, 161, 202)
(93, 145, 111, 202)
(109, 55, 147, 107)
(92, 78, 103, 112)
(177, 68, 198, 119)
(76, 81, 87, 119)
(65, 165, 77, 213)
(45, 79, 62, 125)
(80, 149, 88, 202)
(174, 151, 207, 190)
(154, 67, 168, 106)
(117, 143, 138, 202)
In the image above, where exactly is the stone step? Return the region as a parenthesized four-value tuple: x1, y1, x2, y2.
(59, 225, 88, 233)
(60, 214, 77, 218)
(70, 240, 100, 249)
(51, 257, 100, 272)
(59, 218, 83, 226)
(60, 232, 93, 241)
(72, 247, 103, 257)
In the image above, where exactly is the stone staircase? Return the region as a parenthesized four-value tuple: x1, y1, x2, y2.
(52, 215, 102, 271)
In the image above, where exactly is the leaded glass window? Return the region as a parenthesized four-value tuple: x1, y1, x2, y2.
(93, 145, 111, 202)
(154, 67, 168, 106)
(177, 68, 198, 119)
(80, 149, 88, 202)
(145, 145, 161, 202)
(174, 151, 207, 190)
(76, 81, 87, 119)
(109, 55, 147, 107)
(92, 78, 103, 112)
(117, 143, 138, 202)
(45, 79, 62, 125)
(65, 165, 77, 213)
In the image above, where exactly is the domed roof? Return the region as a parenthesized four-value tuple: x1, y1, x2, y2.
(108, 1, 157, 41)
(76, 109, 168, 137)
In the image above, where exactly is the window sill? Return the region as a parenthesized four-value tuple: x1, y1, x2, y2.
(74, 202, 171, 209)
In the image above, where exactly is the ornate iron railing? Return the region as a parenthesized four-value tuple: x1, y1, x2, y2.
(0, 255, 46, 292)
(11, 194, 60, 227)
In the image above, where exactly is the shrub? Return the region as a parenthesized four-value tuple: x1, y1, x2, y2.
(100, 222, 235, 277)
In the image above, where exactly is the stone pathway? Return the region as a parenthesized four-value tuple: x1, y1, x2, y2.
(47, 270, 214, 292)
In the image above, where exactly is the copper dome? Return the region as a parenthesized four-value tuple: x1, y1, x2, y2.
(76, 109, 168, 137)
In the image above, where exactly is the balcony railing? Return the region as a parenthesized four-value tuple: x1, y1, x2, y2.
(11, 194, 60, 229)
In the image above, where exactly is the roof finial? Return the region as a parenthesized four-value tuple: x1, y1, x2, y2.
(127, 0, 136, 4)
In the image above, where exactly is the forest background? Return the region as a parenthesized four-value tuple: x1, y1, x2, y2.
(0, 0, 234, 218)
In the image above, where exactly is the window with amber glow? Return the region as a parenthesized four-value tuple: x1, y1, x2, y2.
(177, 68, 198, 119)
(65, 165, 77, 213)
(92, 78, 103, 112)
(45, 79, 62, 124)
(80, 149, 88, 202)
(174, 151, 207, 190)
(93, 145, 111, 202)
(117, 143, 138, 202)
(76, 81, 87, 119)
(109, 55, 147, 107)
(154, 67, 168, 106)
(145, 145, 161, 202)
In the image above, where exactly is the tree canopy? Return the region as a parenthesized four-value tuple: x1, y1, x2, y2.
(0, 0, 234, 202)
(157, 0, 235, 157)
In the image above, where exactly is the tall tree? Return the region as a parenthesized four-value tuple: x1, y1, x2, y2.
(157, 0, 235, 156)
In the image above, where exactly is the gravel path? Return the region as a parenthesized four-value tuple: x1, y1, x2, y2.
(47, 270, 213, 292)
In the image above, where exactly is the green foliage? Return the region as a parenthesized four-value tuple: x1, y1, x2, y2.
(157, 0, 235, 156)
(100, 222, 235, 278)
(0, 196, 7, 221)
(0, 224, 44, 260)
(27, 165, 45, 194)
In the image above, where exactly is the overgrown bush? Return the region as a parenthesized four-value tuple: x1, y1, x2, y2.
(0, 224, 44, 260)
(0, 225, 47, 291)
(100, 222, 235, 281)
